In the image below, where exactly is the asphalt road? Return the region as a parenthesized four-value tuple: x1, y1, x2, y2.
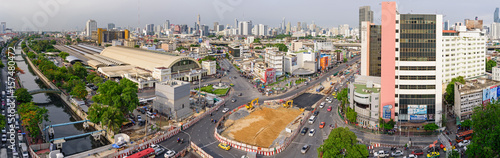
(155, 57, 361, 158)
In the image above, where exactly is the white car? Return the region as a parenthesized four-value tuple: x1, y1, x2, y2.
(404, 154, 418, 158)
(458, 140, 471, 147)
(374, 150, 388, 157)
(308, 129, 315, 136)
(222, 108, 229, 113)
(1, 134, 6, 142)
(164, 150, 176, 158)
(319, 102, 325, 108)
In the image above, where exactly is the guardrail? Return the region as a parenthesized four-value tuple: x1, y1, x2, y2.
(190, 141, 213, 158)
(107, 98, 226, 158)
(214, 99, 313, 156)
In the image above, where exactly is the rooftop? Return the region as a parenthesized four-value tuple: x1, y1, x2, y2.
(354, 84, 380, 95)
(457, 78, 500, 94)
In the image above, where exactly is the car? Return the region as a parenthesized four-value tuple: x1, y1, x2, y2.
(300, 144, 310, 154)
(313, 111, 319, 116)
(300, 127, 309, 135)
(440, 143, 444, 149)
(319, 102, 325, 108)
(319, 122, 325, 128)
(391, 150, 403, 156)
(1, 128, 5, 134)
(374, 150, 389, 157)
(1, 134, 6, 142)
(427, 151, 440, 158)
(218, 143, 230, 150)
(138, 120, 146, 126)
(137, 115, 142, 122)
(411, 149, 424, 155)
(327, 106, 332, 112)
(238, 93, 243, 96)
(222, 108, 229, 113)
(154, 147, 165, 155)
(146, 111, 155, 119)
(458, 140, 471, 147)
(308, 129, 315, 136)
(18, 133, 23, 143)
(406, 154, 418, 158)
(139, 108, 146, 114)
(231, 98, 236, 103)
(164, 150, 176, 158)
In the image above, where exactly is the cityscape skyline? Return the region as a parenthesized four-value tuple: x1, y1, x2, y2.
(1, 0, 499, 31)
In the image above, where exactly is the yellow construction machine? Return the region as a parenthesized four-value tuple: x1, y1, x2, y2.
(283, 100, 293, 108)
(246, 98, 259, 110)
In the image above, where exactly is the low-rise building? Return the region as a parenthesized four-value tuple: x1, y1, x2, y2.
(454, 78, 500, 121)
(348, 75, 381, 128)
(265, 47, 284, 76)
(153, 80, 193, 121)
(492, 66, 500, 81)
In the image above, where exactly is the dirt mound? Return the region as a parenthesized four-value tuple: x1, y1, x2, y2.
(222, 107, 302, 147)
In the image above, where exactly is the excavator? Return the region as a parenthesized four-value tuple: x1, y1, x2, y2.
(283, 100, 293, 108)
(246, 98, 259, 110)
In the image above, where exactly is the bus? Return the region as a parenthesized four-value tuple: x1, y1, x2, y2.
(456, 130, 473, 143)
(126, 148, 155, 158)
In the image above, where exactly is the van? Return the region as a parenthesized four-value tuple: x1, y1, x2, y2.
(146, 111, 155, 119)
(308, 116, 316, 124)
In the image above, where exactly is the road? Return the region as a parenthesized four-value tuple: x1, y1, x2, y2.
(152, 57, 362, 158)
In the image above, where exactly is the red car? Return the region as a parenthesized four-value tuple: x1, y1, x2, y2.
(319, 122, 325, 128)
(411, 149, 424, 155)
(327, 106, 332, 112)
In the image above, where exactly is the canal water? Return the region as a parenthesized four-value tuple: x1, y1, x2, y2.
(14, 45, 108, 156)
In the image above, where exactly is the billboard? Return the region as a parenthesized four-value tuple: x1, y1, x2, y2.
(483, 89, 490, 101)
(408, 105, 427, 115)
(465, 19, 483, 30)
(490, 86, 497, 101)
(410, 115, 428, 121)
(497, 85, 500, 99)
(265, 68, 276, 84)
(382, 105, 392, 119)
(291, 57, 297, 66)
(320, 57, 329, 70)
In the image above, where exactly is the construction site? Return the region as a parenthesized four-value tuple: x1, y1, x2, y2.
(220, 98, 307, 148)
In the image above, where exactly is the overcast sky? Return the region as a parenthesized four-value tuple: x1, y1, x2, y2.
(1, 0, 499, 31)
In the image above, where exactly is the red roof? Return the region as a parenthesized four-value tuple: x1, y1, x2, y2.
(443, 30, 457, 33)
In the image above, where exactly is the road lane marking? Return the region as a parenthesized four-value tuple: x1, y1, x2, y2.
(200, 141, 218, 149)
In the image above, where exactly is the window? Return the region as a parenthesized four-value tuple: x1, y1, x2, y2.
(396, 48, 399, 51)
(396, 76, 399, 79)
(399, 76, 436, 80)
(395, 57, 399, 60)
(182, 104, 184, 108)
(396, 39, 399, 42)
(396, 20, 399, 24)
(395, 94, 398, 97)
(399, 85, 436, 89)
(395, 66, 398, 70)
(395, 85, 399, 88)
(396, 29, 399, 33)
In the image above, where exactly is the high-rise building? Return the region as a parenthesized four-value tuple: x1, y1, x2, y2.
(444, 20, 449, 30)
(216, 24, 224, 32)
(238, 21, 252, 35)
(302, 22, 307, 31)
(145, 24, 154, 35)
(197, 14, 201, 32)
(0, 22, 5, 34)
(91, 29, 130, 44)
(297, 22, 301, 31)
(164, 20, 170, 30)
(495, 8, 500, 23)
(86, 19, 97, 37)
(108, 23, 115, 30)
(282, 17, 286, 34)
(362, 2, 444, 127)
(360, 21, 382, 77)
(154, 25, 162, 35)
(359, 6, 374, 40)
(213, 22, 219, 31)
(491, 23, 500, 40)
(286, 22, 291, 34)
(442, 26, 486, 83)
(258, 24, 268, 36)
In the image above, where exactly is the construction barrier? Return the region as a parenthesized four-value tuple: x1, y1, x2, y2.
(190, 141, 213, 158)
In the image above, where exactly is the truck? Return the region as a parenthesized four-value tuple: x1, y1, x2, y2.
(316, 85, 324, 92)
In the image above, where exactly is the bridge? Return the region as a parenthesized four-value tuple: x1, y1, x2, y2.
(43, 120, 90, 131)
(44, 120, 106, 142)
(28, 89, 62, 95)
(50, 130, 105, 142)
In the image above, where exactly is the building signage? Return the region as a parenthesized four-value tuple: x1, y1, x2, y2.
(382, 105, 392, 119)
(409, 115, 427, 121)
(408, 105, 427, 115)
(490, 86, 497, 101)
(497, 85, 500, 99)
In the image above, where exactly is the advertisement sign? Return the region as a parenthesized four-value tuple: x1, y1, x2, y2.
(490, 86, 497, 101)
(408, 105, 427, 115)
(497, 85, 500, 99)
(382, 105, 392, 119)
(410, 115, 427, 121)
(265, 68, 276, 84)
(483, 89, 490, 101)
(291, 57, 297, 66)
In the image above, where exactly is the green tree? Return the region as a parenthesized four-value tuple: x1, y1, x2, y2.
(14, 88, 33, 103)
(70, 84, 88, 100)
(92, 79, 139, 114)
(134, 45, 140, 48)
(72, 62, 88, 79)
(346, 107, 357, 123)
(466, 101, 500, 157)
(449, 150, 460, 158)
(462, 119, 472, 129)
(253, 38, 261, 43)
(153, 39, 159, 43)
(18, 102, 49, 139)
(101, 106, 126, 133)
(318, 127, 369, 158)
(88, 103, 105, 123)
(0, 114, 5, 129)
(344, 58, 348, 63)
(423, 123, 439, 131)
(445, 76, 466, 105)
(379, 118, 396, 130)
(0, 61, 4, 69)
(273, 43, 288, 52)
(486, 59, 497, 72)
(58, 51, 69, 59)
(93, 76, 104, 85)
(76, 38, 82, 43)
(86, 72, 97, 82)
(27, 52, 37, 59)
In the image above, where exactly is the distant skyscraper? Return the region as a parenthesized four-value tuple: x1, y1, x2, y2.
(197, 14, 201, 31)
(258, 24, 268, 36)
(86, 20, 97, 37)
(213, 22, 219, 31)
(359, 6, 374, 40)
(495, 8, 500, 23)
(444, 20, 449, 30)
(286, 22, 291, 34)
(0, 22, 5, 34)
(145, 24, 154, 35)
(108, 23, 115, 30)
(164, 20, 170, 30)
(282, 17, 286, 34)
(297, 22, 301, 31)
(302, 22, 307, 31)
(239, 21, 252, 35)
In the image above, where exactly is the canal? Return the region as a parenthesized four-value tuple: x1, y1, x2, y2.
(14, 44, 108, 156)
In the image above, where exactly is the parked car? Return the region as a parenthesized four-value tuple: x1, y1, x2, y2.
(1, 134, 6, 142)
(232, 98, 236, 103)
(374, 150, 389, 157)
(313, 111, 319, 116)
(137, 115, 142, 122)
(300, 127, 309, 135)
(300, 145, 310, 154)
(218, 143, 230, 150)
(458, 140, 471, 147)
(319, 102, 325, 108)
(407, 154, 418, 158)
(411, 149, 424, 155)
(146, 111, 155, 119)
